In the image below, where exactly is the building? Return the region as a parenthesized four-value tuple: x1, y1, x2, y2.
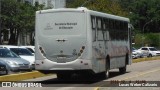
(34, 0, 66, 9)
(19, 0, 66, 9)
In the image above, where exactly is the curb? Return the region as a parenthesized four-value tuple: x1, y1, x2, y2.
(0, 71, 47, 81)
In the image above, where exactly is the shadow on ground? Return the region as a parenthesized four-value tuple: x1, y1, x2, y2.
(35, 71, 130, 87)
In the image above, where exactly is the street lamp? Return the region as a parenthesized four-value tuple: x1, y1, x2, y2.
(142, 19, 153, 46)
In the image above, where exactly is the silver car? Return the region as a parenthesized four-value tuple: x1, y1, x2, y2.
(0, 61, 9, 75)
(0, 45, 35, 69)
(0, 59, 19, 72)
(0, 48, 32, 71)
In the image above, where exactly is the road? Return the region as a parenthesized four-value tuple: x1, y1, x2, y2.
(1, 59, 160, 90)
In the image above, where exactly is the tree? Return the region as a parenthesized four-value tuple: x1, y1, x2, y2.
(1, 0, 19, 45)
(66, 0, 128, 17)
(17, 2, 36, 45)
(129, 0, 160, 33)
(1, 0, 43, 45)
(134, 33, 160, 48)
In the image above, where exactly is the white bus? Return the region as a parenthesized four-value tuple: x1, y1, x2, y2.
(35, 7, 132, 79)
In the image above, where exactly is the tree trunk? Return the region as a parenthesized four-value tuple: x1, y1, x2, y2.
(15, 29, 19, 45)
(8, 28, 16, 45)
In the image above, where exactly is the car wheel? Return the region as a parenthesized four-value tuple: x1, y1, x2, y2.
(5, 70, 9, 75)
(148, 54, 152, 57)
(4, 67, 9, 75)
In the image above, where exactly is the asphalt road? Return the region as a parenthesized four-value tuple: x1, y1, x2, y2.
(1, 59, 160, 90)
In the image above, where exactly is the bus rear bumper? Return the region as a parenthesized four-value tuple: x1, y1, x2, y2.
(35, 59, 92, 72)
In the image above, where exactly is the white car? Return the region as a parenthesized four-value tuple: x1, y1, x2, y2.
(132, 47, 143, 59)
(0, 45, 35, 69)
(19, 46, 35, 54)
(138, 47, 160, 57)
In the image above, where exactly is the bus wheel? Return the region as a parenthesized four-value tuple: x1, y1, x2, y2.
(119, 66, 126, 74)
(99, 69, 109, 79)
(57, 73, 71, 80)
(106, 68, 109, 78)
(105, 56, 110, 79)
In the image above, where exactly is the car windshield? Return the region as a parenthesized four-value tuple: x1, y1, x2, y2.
(0, 49, 20, 58)
(10, 48, 33, 56)
(26, 48, 34, 53)
(149, 48, 157, 51)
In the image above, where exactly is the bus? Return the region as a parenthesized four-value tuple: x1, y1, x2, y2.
(35, 7, 132, 79)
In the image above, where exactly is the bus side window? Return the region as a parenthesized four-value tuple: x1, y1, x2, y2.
(102, 18, 107, 41)
(125, 22, 129, 40)
(97, 17, 104, 41)
(109, 19, 115, 40)
(91, 15, 96, 41)
(105, 18, 109, 41)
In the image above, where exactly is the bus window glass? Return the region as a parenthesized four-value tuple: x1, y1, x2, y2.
(91, 16, 96, 41)
(97, 17, 104, 41)
(97, 31, 104, 41)
(97, 17, 102, 30)
(91, 16, 96, 29)
(102, 18, 106, 30)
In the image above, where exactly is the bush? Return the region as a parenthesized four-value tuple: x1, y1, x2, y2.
(133, 33, 160, 49)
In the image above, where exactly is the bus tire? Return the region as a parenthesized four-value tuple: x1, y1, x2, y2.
(105, 56, 110, 79)
(119, 66, 126, 74)
(57, 73, 71, 80)
(105, 68, 109, 79)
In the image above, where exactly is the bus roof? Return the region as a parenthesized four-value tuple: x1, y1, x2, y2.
(37, 7, 129, 22)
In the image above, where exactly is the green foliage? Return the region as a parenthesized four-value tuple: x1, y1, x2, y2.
(129, 0, 160, 33)
(146, 33, 160, 47)
(66, 0, 128, 17)
(1, 0, 20, 45)
(134, 33, 160, 48)
(118, 0, 160, 48)
(1, 0, 43, 45)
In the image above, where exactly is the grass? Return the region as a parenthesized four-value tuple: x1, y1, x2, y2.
(132, 56, 160, 63)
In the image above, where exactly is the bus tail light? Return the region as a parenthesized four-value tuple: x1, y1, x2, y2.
(78, 46, 85, 56)
(39, 46, 46, 57)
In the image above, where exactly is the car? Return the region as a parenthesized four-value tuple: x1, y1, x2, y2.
(132, 47, 139, 59)
(0, 45, 35, 69)
(132, 47, 143, 59)
(0, 48, 32, 71)
(138, 47, 160, 57)
(0, 61, 9, 75)
(19, 46, 35, 54)
(0, 60, 19, 72)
